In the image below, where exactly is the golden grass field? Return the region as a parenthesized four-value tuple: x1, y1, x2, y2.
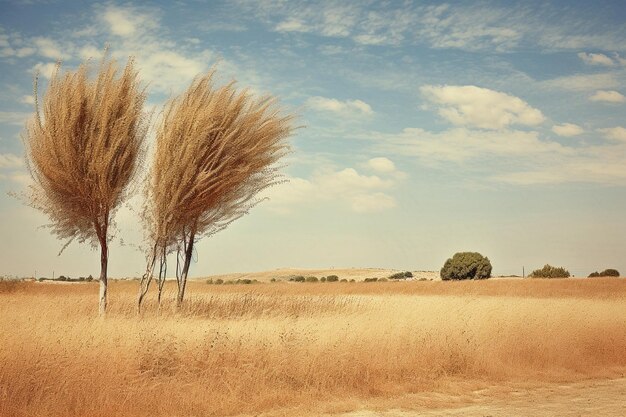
(1, 275, 625, 416)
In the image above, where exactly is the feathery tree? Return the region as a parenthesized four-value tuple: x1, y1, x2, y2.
(139, 70, 294, 309)
(23, 55, 148, 315)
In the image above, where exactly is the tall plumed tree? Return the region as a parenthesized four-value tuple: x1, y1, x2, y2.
(23, 54, 148, 315)
(139, 69, 294, 309)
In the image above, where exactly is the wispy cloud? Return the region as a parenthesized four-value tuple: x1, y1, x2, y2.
(589, 90, 626, 103)
(600, 126, 626, 142)
(578, 52, 616, 66)
(552, 123, 584, 137)
(238, 1, 626, 52)
(0, 153, 24, 169)
(266, 161, 402, 214)
(0, 111, 30, 126)
(306, 96, 373, 116)
(541, 73, 620, 92)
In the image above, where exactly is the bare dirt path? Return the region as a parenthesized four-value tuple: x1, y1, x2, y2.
(335, 378, 626, 417)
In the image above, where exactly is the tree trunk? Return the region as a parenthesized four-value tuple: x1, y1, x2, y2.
(177, 231, 195, 307)
(98, 239, 108, 316)
(138, 243, 158, 313)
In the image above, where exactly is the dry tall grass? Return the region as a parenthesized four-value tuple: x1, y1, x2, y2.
(22, 54, 148, 314)
(1, 279, 625, 416)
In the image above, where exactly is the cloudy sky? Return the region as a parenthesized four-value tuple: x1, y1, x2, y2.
(1, 0, 625, 278)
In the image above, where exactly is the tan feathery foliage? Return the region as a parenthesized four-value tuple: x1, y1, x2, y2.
(23, 54, 148, 314)
(140, 69, 294, 307)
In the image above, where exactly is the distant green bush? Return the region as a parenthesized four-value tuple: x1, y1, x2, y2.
(589, 269, 620, 277)
(440, 252, 492, 280)
(326, 275, 339, 282)
(270, 278, 277, 282)
(215, 278, 224, 284)
(378, 277, 388, 282)
(340, 278, 347, 282)
(530, 264, 570, 278)
(320, 277, 327, 282)
(349, 279, 355, 283)
(305, 276, 319, 283)
(363, 277, 378, 283)
(288, 275, 305, 283)
(389, 271, 413, 280)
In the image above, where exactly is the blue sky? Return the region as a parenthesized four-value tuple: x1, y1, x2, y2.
(1, 0, 625, 278)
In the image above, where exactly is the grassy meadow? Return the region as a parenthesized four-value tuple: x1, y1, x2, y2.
(1, 277, 625, 416)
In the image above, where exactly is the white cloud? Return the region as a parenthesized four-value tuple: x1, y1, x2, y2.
(30, 62, 58, 79)
(0, 153, 24, 169)
(577, 52, 615, 66)
(266, 165, 400, 214)
(363, 125, 626, 185)
(78, 45, 105, 61)
(275, 19, 310, 33)
(599, 127, 626, 142)
(19, 95, 35, 105)
(552, 123, 584, 137)
(306, 96, 373, 116)
(102, 7, 142, 36)
(420, 85, 545, 130)
(589, 90, 626, 103)
(367, 157, 396, 173)
(375, 127, 568, 164)
(33, 37, 69, 60)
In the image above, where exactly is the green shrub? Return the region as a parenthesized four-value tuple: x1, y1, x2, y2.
(589, 269, 620, 277)
(57, 275, 67, 281)
(215, 278, 224, 284)
(206, 279, 214, 284)
(440, 252, 492, 280)
(349, 279, 355, 283)
(305, 276, 319, 283)
(340, 279, 347, 282)
(320, 277, 327, 282)
(530, 264, 570, 278)
(364, 277, 378, 283)
(326, 275, 339, 282)
(378, 277, 388, 282)
(290, 276, 305, 283)
(270, 278, 277, 282)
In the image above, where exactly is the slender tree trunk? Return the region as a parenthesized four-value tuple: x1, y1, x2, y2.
(177, 230, 195, 307)
(138, 243, 158, 313)
(98, 238, 108, 316)
(157, 250, 167, 305)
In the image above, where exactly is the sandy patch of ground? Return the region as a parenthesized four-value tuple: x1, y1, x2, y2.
(332, 378, 626, 417)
